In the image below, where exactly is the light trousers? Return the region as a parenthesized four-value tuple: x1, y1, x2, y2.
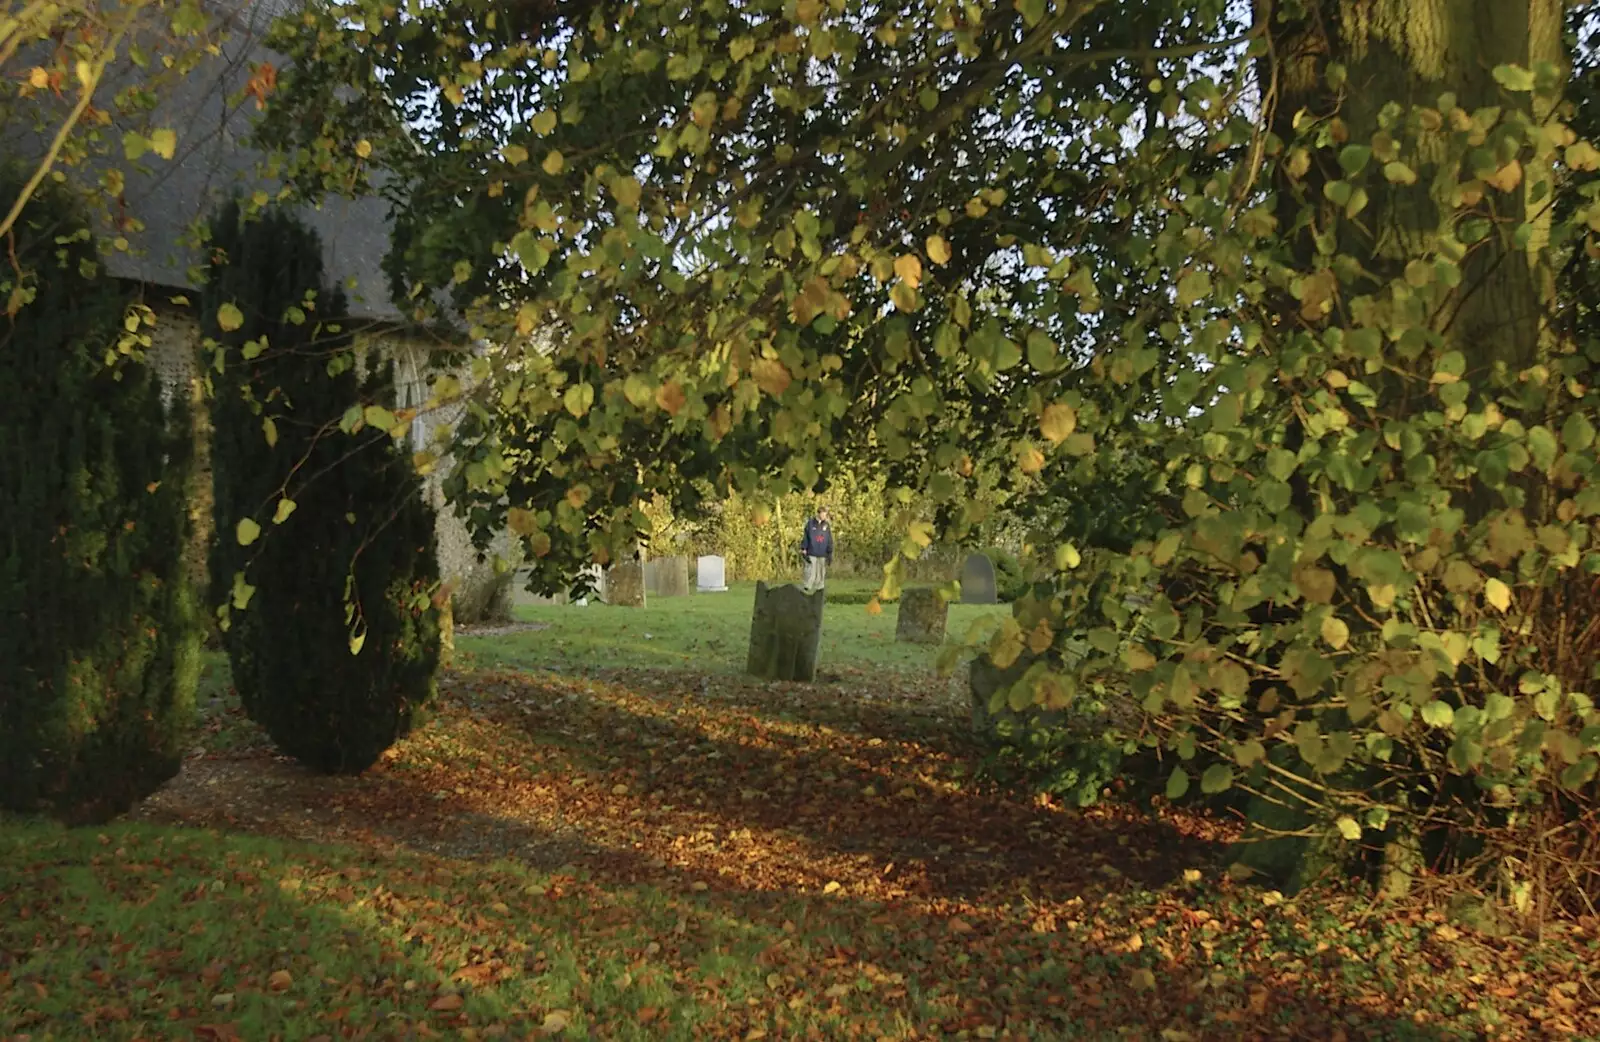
(802, 555, 828, 593)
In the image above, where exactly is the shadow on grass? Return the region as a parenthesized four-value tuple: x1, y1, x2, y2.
(454, 668, 1219, 900)
(1, 811, 1478, 1042)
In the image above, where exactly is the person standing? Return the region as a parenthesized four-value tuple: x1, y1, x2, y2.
(800, 505, 834, 593)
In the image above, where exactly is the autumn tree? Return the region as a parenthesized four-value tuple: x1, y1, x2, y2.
(255, 0, 1600, 911)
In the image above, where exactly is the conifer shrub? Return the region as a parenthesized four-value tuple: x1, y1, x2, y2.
(203, 200, 440, 774)
(0, 172, 200, 822)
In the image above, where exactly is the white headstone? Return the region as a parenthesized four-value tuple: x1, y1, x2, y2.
(697, 554, 728, 592)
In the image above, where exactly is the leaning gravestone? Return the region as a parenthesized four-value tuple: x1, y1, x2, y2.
(895, 587, 947, 644)
(644, 555, 691, 598)
(746, 581, 824, 682)
(603, 561, 646, 606)
(697, 554, 728, 592)
(960, 552, 998, 604)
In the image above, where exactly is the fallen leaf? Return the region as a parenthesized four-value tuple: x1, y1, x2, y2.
(430, 993, 464, 1012)
(266, 970, 292, 992)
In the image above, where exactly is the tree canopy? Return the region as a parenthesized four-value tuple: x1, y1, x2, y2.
(253, 0, 1600, 910)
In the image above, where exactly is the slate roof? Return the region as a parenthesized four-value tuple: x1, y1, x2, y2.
(5, 0, 411, 323)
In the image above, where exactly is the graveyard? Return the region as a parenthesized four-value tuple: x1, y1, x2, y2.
(6, 564, 1599, 1040)
(10, 0, 1600, 1038)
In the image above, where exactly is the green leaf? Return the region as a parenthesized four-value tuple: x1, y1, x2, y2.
(1338, 144, 1372, 176)
(1199, 764, 1234, 795)
(1492, 64, 1536, 92)
(230, 571, 255, 610)
(272, 498, 297, 525)
(1165, 766, 1190, 800)
(217, 302, 244, 332)
(363, 405, 398, 432)
(1421, 700, 1455, 729)
(236, 517, 261, 546)
(348, 628, 367, 656)
(563, 382, 595, 417)
(1176, 270, 1211, 307)
(1563, 412, 1596, 452)
(1233, 740, 1265, 768)
(1527, 425, 1558, 471)
(1383, 161, 1417, 185)
(1015, 0, 1047, 27)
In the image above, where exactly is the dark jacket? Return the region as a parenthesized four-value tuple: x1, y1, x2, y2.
(801, 517, 834, 562)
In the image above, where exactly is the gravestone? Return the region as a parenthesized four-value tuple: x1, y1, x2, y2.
(895, 587, 947, 644)
(644, 555, 691, 597)
(603, 561, 646, 607)
(697, 554, 728, 592)
(960, 552, 998, 604)
(746, 581, 824, 682)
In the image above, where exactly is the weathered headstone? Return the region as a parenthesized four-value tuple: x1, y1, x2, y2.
(746, 581, 824, 682)
(603, 561, 646, 607)
(968, 646, 1042, 735)
(644, 555, 691, 597)
(895, 587, 948, 644)
(960, 552, 998, 604)
(697, 554, 728, 592)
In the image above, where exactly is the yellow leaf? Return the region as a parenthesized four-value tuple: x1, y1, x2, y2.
(1320, 614, 1350, 650)
(865, 597, 883, 616)
(1336, 816, 1362, 840)
(752, 357, 792, 397)
(540, 1009, 571, 1034)
(1130, 967, 1156, 991)
(355, 138, 373, 158)
(502, 142, 528, 165)
(27, 67, 48, 89)
(1016, 442, 1045, 475)
(235, 518, 261, 546)
(1485, 577, 1512, 612)
(507, 507, 539, 536)
(1027, 619, 1054, 655)
(217, 302, 244, 332)
(926, 234, 951, 265)
(542, 150, 565, 175)
(348, 628, 367, 656)
(516, 301, 539, 335)
(656, 380, 687, 415)
(272, 498, 296, 525)
(894, 253, 923, 288)
(1039, 403, 1077, 444)
(532, 110, 558, 135)
(1485, 158, 1523, 193)
(610, 175, 642, 210)
(149, 128, 177, 160)
(262, 416, 278, 447)
(889, 281, 918, 312)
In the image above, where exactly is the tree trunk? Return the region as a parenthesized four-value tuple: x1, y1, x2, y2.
(1266, 0, 1565, 372)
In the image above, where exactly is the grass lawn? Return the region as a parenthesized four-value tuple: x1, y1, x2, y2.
(457, 579, 1004, 676)
(6, 592, 1600, 1040)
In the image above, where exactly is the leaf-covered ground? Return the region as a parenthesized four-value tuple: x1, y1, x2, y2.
(5, 656, 1600, 1039)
